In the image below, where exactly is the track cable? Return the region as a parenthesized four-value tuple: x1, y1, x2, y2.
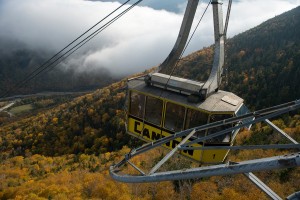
(0, 0, 144, 98)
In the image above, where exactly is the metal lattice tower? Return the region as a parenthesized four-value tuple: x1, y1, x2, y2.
(110, 100, 300, 199)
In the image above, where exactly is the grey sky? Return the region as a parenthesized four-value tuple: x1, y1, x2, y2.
(88, 0, 187, 13)
(0, 0, 299, 76)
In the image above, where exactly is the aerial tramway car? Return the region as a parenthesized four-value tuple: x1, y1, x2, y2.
(126, 0, 249, 163)
(111, 2, 300, 197)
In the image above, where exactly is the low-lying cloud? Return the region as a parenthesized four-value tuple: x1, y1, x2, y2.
(0, 0, 299, 76)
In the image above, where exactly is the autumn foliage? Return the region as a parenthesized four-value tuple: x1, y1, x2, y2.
(1, 6, 300, 200)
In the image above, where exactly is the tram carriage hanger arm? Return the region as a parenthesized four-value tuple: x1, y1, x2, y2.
(201, 0, 226, 98)
(156, 0, 199, 73)
(147, 0, 228, 100)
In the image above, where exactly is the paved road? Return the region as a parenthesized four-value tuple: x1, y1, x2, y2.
(0, 102, 15, 112)
(0, 91, 91, 101)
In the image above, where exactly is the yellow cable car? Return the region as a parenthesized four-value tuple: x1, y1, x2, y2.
(126, 0, 249, 163)
(127, 73, 248, 163)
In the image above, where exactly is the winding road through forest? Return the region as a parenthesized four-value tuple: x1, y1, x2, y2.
(0, 102, 15, 112)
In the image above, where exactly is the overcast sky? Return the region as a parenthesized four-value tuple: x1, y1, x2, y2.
(0, 0, 299, 76)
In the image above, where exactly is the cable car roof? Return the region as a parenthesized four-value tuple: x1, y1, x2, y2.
(128, 78, 244, 113)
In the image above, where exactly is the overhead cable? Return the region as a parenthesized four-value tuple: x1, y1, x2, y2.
(44, 0, 143, 74)
(157, 0, 212, 99)
(1, 0, 131, 98)
(1, 0, 144, 98)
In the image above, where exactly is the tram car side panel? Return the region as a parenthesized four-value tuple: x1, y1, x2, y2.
(127, 87, 245, 163)
(128, 116, 203, 162)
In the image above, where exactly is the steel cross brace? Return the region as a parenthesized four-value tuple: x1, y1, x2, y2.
(244, 172, 282, 200)
(265, 119, 298, 144)
(110, 152, 300, 183)
(111, 99, 300, 199)
(149, 129, 196, 175)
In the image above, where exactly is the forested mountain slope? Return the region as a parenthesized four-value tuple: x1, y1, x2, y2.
(0, 5, 300, 200)
(0, 80, 130, 157)
(0, 39, 116, 95)
(170, 6, 300, 109)
(1, 3, 299, 171)
(226, 6, 300, 108)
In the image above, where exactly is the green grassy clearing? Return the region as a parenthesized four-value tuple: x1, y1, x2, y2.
(9, 104, 34, 115)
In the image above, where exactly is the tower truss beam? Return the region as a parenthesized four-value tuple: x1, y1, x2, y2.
(244, 172, 282, 200)
(265, 119, 299, 144)
(110, 152, 300, 183)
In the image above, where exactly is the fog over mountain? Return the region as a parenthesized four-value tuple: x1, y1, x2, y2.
(0, 0, 298, 77)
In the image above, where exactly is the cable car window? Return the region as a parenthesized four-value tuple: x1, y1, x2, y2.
(207, 114, 233, 143)
(144, 96, 163, 126)
(165, 102, 185, 132)
(129, 92, 145, 119)
(185, 109, 208, 137)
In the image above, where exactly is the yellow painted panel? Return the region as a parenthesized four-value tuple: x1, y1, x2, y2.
(161, 130, 202, 162)
(201, 149, 229, 163)
(128, 117, 162, 142)
(128, 117, 203, 162)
